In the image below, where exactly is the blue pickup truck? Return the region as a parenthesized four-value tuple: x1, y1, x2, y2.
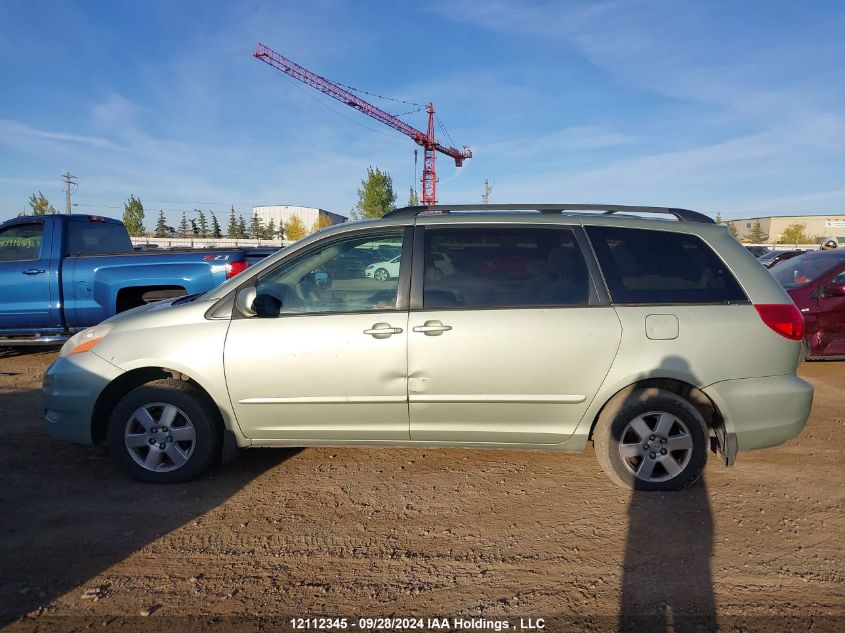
(0, 214, 249, 346)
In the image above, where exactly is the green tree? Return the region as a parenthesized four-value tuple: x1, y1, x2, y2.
(197, 210, 208, 238)
(714, 212, 723, 224)
(286, 215, 307, 241)
(122, 194, 145, 237)
(178, 211, 190, 238)
(237, 215, 247, 239)
(28, 191, 57, 215)
(189, 218, 199, 236)
(408, 187, 419, 207)
(352, 167, 396, 219)
(250, 213, 264, 240)
(154, 210, 168, 237)
(780, 223, 810, 245)
(727, 222, 739, 239)
(265, 219, 276, 240)
(210, 212, 222, 238)
(227, 206, 238, 237)
(748, 220, 768, 243)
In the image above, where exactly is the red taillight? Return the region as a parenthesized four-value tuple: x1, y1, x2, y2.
(226, 260, 249, 279)
(755, 304, 804, 341)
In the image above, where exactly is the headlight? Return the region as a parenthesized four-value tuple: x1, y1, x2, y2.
(62, 324, 114, 357)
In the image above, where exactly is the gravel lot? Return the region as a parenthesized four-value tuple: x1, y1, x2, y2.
(0, 350, 843, 632)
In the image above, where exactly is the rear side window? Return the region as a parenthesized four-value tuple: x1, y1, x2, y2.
(586, 226, 747, 304)
(0, 223, 43, 261)
(67, 221, 133, 255)
(423, 227, 592, 309)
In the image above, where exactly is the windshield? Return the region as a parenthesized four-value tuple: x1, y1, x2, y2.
(771, 252, 844, 288)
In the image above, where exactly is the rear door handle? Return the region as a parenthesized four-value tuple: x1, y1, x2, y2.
(413, 320, 452, 336)
(22, 269, 46, 275)
(363, 323, 403, 339)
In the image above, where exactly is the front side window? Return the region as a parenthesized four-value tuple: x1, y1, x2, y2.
(423, 227, 591, 309)
(587, 226, 747, 304)
(0, 223, 43, 262)
(254, 232, 404, 315)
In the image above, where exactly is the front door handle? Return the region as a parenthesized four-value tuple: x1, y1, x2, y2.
(22, 269, 46, 275)
(413, 320, 452, 336)
(363, 323, 403, 339)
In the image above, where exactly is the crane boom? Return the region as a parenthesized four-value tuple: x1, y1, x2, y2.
(253, 43, 471, 204)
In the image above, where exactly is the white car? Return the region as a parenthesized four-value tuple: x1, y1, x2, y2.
(365, 255, 401, 281)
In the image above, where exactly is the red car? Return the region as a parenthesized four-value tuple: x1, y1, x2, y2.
(771, 250, 845, 358)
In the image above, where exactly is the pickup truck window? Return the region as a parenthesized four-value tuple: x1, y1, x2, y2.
(0, 223, 43, 261)
(67, 221, 133, 256)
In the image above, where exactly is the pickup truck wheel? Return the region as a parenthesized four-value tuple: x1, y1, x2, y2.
(106, 379, 221, 483)
(593, 389, 708, 491)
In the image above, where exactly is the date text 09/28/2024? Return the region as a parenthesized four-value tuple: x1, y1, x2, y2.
(289, 617, 546, 630)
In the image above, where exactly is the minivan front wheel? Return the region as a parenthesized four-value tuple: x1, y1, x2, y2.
(593, 389, 708, 491)
(107, 379, 221, 483)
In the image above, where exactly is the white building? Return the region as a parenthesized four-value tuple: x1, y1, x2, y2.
(252, 205, 347, 231)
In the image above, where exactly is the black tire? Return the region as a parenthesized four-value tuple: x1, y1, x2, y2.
(374, 268, 389, 282)
(106, 379, 221, 483)
(593, 388, 708, 491)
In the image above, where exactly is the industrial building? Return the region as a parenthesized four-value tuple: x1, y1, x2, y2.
(252, 205, 347, 231)
(726, 214, 845, 244)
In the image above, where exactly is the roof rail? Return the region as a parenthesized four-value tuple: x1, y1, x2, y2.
(382, 203, 716, 224)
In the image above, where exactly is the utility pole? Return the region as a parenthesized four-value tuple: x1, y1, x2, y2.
(61, 172, 78, 214)
(482, 178, 493, 206)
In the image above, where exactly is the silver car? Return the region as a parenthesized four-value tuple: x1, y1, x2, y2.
(43, 204, 813, 491)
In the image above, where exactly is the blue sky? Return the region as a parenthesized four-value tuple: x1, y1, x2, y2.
(1, 0, 843, 226)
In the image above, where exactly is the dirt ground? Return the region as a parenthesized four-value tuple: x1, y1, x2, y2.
(0, 350, 842, 632)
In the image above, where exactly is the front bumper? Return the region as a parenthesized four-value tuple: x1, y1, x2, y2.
(42, 352, 123, 444)
(703, 375, 813, 452)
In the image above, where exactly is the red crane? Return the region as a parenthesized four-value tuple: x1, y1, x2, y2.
(253, 43, 471, 205)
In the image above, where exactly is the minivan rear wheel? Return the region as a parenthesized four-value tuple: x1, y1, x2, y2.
(106, 379, 221, 483)
(593, 389, 708, 491)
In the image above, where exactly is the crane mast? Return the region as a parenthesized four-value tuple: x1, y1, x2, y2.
(253, 43, 471, 205)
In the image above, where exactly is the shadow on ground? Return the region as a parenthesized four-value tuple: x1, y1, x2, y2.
(618, 480, 716, 632)
(0, 387, 296, 626)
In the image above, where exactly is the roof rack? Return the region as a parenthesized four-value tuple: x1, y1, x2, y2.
(382, 203, 715, 224)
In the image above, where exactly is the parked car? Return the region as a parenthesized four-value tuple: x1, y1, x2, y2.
(43, 204, 812, 491)
(770, 249, 845, 358)
(757, 249, 806, 269)
(365, 255, 401, 281)
(745, 245, 771, 257)
(0, 214, 249, 346)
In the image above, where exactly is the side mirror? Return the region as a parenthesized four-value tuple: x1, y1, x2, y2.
(824, 283, 845, 297)
(234, 287, 257, 317)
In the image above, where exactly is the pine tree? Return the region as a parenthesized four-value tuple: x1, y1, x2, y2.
(286, 215, 307, 241)
(178, 212, 190, 238)
(352, 167, 396, 219)
(211, 212, 222, 238)
(250, 213, 264, 240)
(408, 187, 419, 207)
(748, 220, 768, 243)
(227, 206, 238, 237)
(237, 215, 247, 239)
(154, 210, 168, 237)
(122, 195, 145, 236)
(190, 218, 199, 236)
(197, 210, 208, 238)
(266, 219, 276, 240)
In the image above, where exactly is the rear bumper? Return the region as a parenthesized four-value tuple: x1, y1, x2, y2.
(42, 352, 123, 444)
(703, 375, 813, 452)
